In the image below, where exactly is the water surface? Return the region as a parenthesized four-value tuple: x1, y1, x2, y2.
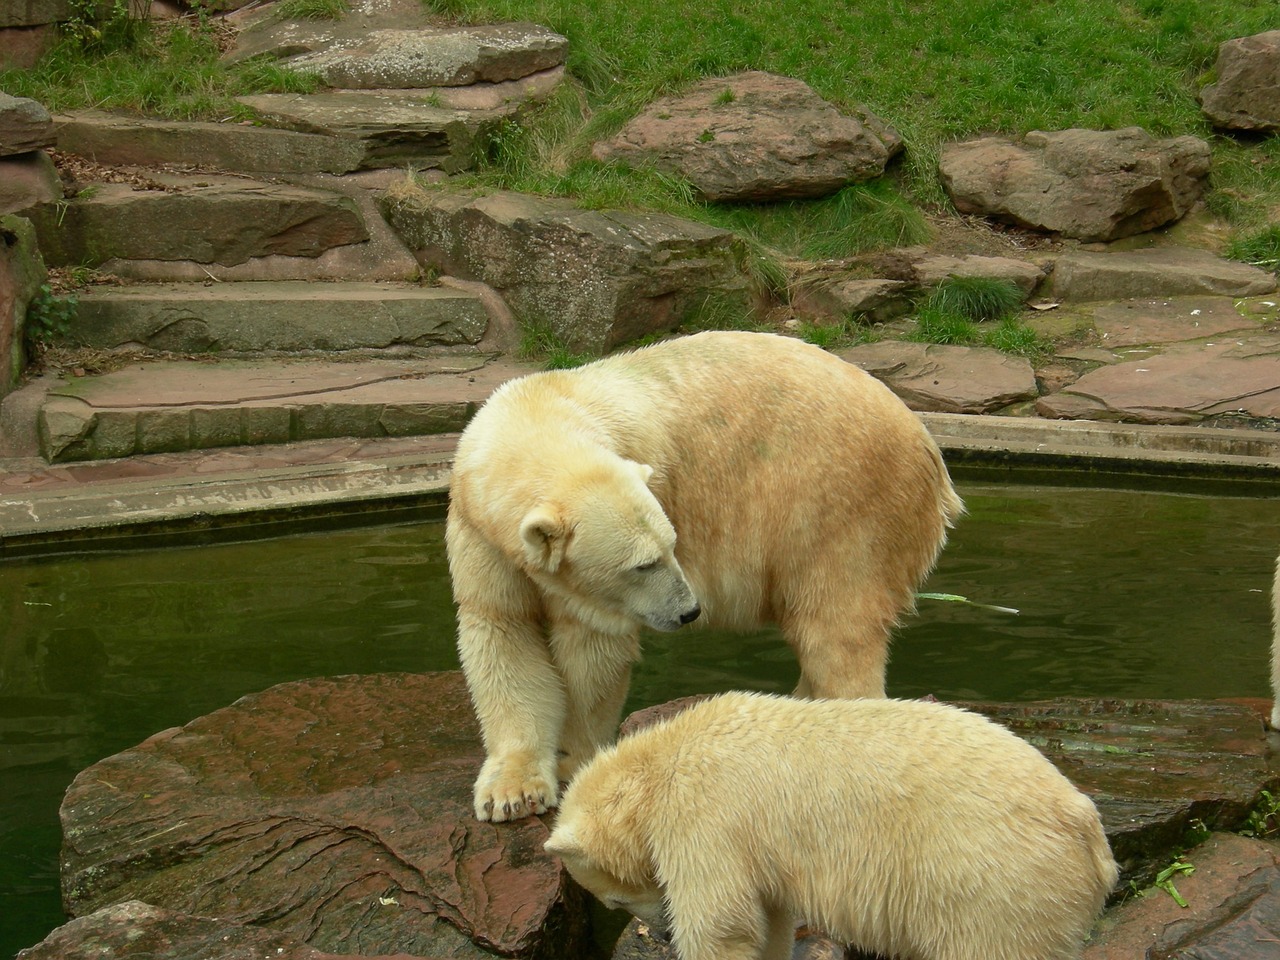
(2, 480, 1276, 955)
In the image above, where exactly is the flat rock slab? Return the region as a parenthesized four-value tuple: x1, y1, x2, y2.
(839, 340, 1038, 414)
(16, 900, 425, 960)
(59, 673, 584, 959)
(379, 183, 753, 354)
(54, 109, 369, 175)
(35, 355, 532, 462)
(22, 175, 368, 267)
(939, 127, 1210, 242)
(1051, 248, 1277, 302)
(71, 280, 489, 353)
(593, 71, 896, 202)
(279, 24, 568, 88)
(1084, 832, 1280, 959)
(1090, 296, 1263, 349)
(237, 89, 541, 172)
(1036, 339, 1280, 424)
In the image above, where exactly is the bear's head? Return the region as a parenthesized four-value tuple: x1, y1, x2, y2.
(519, 458, 700, 635)
(544, 742, 670, 935)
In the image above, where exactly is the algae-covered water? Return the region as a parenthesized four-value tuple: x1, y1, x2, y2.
(1, 479, 1277, 955)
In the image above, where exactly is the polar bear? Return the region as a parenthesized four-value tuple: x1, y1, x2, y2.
(447, 331, 963, 821)
(545, 692, 1119, 960)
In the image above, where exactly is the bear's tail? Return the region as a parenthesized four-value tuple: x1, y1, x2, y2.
(927, 436, 965, 529)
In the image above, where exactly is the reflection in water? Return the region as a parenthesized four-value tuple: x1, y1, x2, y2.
(0, 481, 1276, 955)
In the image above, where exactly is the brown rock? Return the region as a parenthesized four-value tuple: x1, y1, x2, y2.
(911, 253, 1045, 296)
(1051, 249, 1276, 302)
(939, 128, 1210, 242)
(1083, 833, 1280, 959)
(0, 92, 54, 156)
(0, 23, 57, 69)
(0, 151, 61, 215)
(16, 900, 428, 960)
(1199, 30, 1280, 132)
(0, 0, 76, 28)
(59, 672, 585, 959)
(789, 277, 911, 324)
(1035, 340, 1280, 425)
(279, 24, 568, 89)
(378, 183, 754, 354)
(22, 175, 369, 268)
(1090, 296, 1261, 348)
(838, 340, 1038, 414)
(593, 72, 896, 202)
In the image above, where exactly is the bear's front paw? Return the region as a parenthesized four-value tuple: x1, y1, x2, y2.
(474, 754, 558, 822)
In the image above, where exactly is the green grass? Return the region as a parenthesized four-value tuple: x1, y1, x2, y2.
(924, 276, 1026, 322)
(0, 14, 319, 120)
(517, 322, 594, 368)
(1226, 224, 1280, 272)
(275, 0, 349, 20)
(427, 0, 1279, 244)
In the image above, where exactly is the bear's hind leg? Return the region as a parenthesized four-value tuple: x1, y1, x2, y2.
(785, 604, 894, 701)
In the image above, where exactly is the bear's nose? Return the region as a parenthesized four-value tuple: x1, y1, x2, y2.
(679, 605, 701, 625)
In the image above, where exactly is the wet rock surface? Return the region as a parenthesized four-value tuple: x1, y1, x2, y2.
(58, 672, 584, 959)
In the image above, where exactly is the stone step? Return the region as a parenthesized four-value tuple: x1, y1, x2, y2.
(69, 280, 489, 355)
(33, 354, 534, 463)
(23, 173, 368, 269)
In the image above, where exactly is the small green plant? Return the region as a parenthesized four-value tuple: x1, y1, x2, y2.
(276, 0, 349, 20)
(797, 320, 847, 349)
(1240, 789, 1279, 839)
(906, 304, 980, 346)
(713, 88, 736, 105)
(518, 322, 593, 369)
(927, 276, 1025, 322)
(24, 284, 79, 352)
(1153, 858, 1194, 908)
(696, 128, 716, 143)
(982, 316, 1050, 357)
(1227, 225, 1280, 272)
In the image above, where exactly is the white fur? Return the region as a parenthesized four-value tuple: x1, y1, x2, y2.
(547, 693, 1119, 960)
(447, 332, 963, 820)
(1271, 551, 1280, 729)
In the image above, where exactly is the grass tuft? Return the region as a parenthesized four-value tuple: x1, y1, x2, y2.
(925, 276, 1026, 322)
(517, 322, 594, 369)
(1226, 224, 1280, 273)
(275, 0, 349, 20)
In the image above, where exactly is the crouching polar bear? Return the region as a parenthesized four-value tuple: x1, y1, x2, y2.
(546, 692, 1119, 960)
(447, 331, 963, 821)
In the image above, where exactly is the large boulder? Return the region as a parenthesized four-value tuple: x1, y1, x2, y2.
(58, 672, 585, 959)
(939, 128, 1211, 242)
(1199, 30, 1280, 132)
(592, 72, 899, 202)
(0, 150, 61, 215)
(379, 182, 755, 354)
(0, 215, 44, 397)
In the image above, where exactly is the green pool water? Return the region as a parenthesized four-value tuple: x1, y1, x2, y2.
(2, 479, 1277, 956)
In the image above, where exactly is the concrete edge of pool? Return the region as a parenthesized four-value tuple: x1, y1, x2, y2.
(1, 413, 1278, 555)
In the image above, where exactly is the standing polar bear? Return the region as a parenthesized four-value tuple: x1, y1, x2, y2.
(447, 331, 963, 821)
(546, 692, 1119, 960)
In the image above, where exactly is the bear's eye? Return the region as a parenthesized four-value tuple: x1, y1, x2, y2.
(633, 559, 660, 573)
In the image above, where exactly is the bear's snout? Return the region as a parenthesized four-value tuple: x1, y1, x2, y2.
(679, 604, 701, 625)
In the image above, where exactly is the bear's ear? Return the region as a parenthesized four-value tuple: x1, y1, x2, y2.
(544, 828, 584, 863)
(521, 505, 567, 573)
(630, 461, 655, 486)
